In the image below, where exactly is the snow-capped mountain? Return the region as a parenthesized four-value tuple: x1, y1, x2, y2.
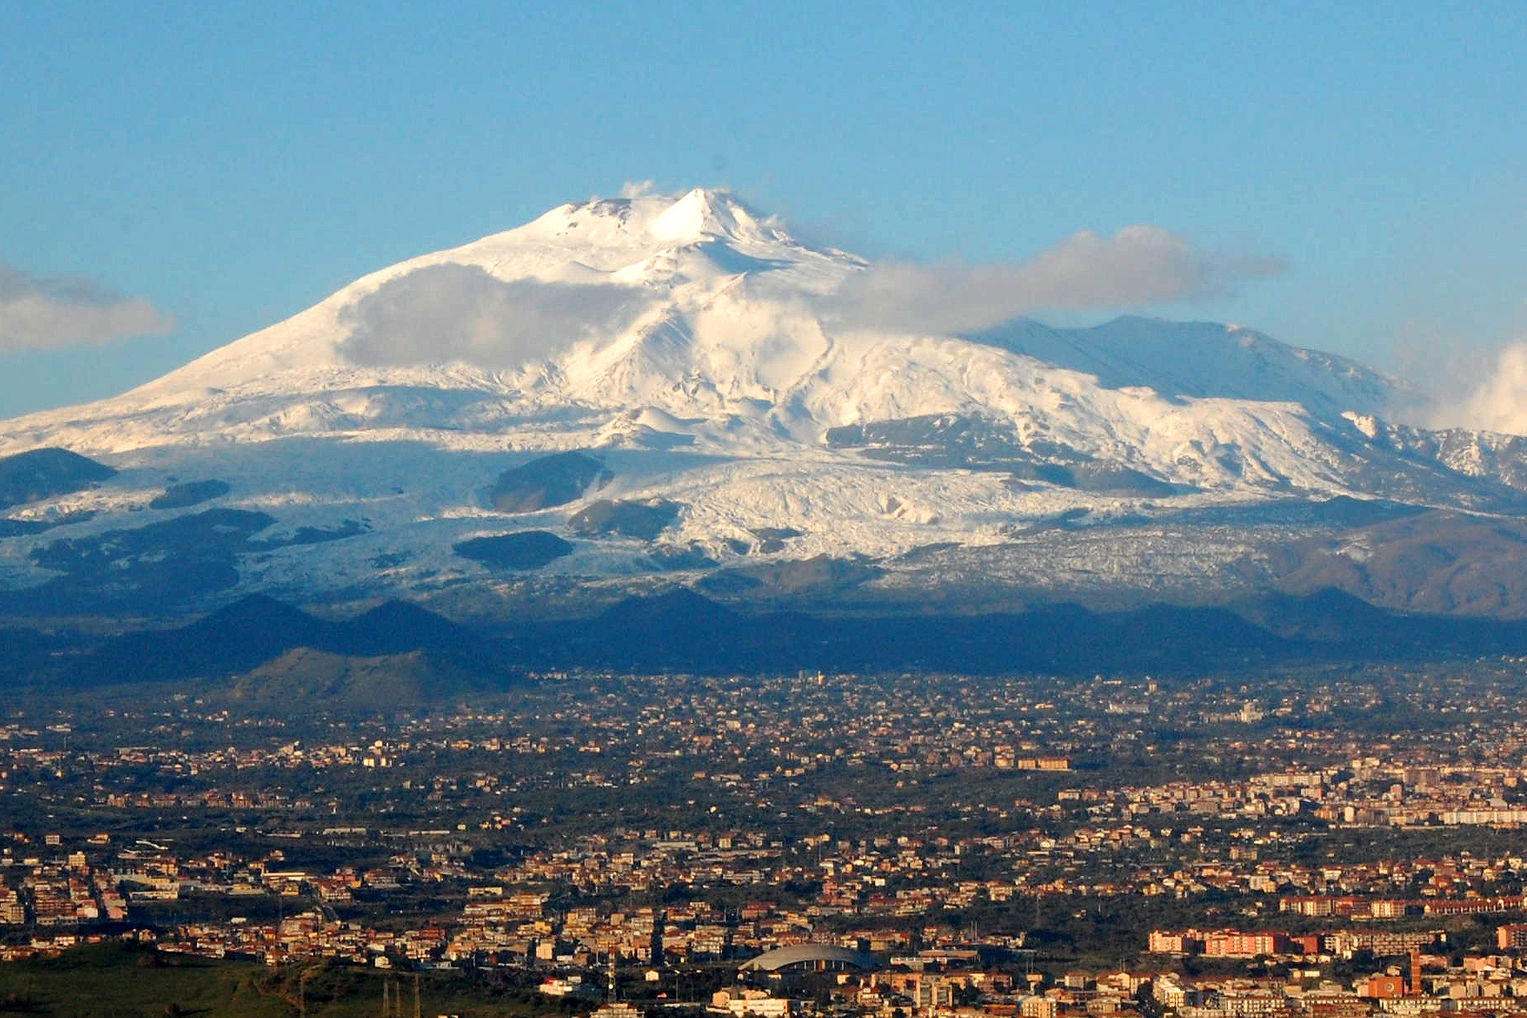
(2, 187, 1524, 619)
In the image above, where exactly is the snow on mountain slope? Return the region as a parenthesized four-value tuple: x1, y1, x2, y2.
(0, 187, 1508, 615)
(0, 189, 1408, 457)
(976, 316, 1421, 421)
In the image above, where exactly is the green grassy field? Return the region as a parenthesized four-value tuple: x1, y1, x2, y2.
(0, 943, 568, 1018)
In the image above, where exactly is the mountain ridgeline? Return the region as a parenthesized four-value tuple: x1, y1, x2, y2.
(8, 587, 1527, 704)
(3, 188, 1527, 650)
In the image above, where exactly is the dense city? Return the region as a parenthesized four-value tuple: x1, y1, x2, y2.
(5, 661, 1527, 1017)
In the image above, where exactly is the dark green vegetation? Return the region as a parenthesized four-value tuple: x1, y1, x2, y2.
(17, 508, 273, 611)
(0, 513, 94, 538)
(1, 508, 366, 614)
(0, 942, 575, 1018)
(455, 530, 575, 569)
(0, 447, 115, 510)
(489, 451, 611, 512)
(149, 479, 232, 510)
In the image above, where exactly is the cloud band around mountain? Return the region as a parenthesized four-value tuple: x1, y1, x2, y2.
(338, 263, 643, 370)
(821, 226, 1284, 335)
(335, 226, 1283, 372)
(0, 259, 173, 351)
(1434, 339, 1527, 436)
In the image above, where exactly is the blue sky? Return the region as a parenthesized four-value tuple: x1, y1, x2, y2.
(2, 2, 1524, 417)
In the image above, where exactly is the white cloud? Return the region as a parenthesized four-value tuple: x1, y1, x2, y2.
(1434, 339, 1527, 436)
(618, 179, 657, 199)
(337, 263, 644, 370)
(820, 225, 1284, 335)
(0, 259, 173, 351)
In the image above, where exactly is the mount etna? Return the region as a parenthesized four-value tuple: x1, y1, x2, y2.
(4, 188, 1527, 684)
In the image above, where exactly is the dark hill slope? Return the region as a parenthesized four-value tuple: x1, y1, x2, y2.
(227, 647, 493, 715)
(511, 587, 1527, 676)
(68, 595, 514, 689)
(20, 586, 1527, 702)
(0, 447, 115, 509)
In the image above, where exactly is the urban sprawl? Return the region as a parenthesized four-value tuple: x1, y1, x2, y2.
(4, 663, 1527, 1018)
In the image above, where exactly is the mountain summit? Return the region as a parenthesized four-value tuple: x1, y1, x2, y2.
(3, 188, 1526, 619)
